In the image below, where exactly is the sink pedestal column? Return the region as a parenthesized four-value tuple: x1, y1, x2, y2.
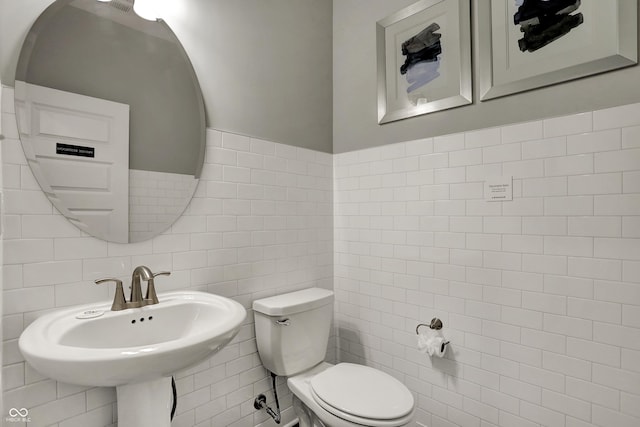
(116, 377, 172, 427)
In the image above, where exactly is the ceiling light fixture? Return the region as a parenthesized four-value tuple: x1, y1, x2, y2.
(133, 0, 159, 21)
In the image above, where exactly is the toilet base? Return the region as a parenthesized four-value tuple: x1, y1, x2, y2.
(294, 395, 327, 427)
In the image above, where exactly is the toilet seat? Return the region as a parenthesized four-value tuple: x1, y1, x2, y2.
(309, 363, 414, 426)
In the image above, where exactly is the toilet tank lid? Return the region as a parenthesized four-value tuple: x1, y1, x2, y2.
(253, 288, 333, 316)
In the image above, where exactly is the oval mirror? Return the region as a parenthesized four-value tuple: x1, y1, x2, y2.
(14, 0, 206, 243)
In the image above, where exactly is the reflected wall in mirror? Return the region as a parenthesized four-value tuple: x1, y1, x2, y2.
(14, 0, 206, 243)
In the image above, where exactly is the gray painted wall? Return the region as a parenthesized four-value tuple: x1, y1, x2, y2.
(1, 0, 333, 153)
(333, 0, 640, 153)
(8, 1, 635, 155)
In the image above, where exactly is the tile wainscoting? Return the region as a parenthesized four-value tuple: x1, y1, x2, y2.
(334, 104, 640, 427)
(3, 80, 640, 427)
(128, 169, 198, 242)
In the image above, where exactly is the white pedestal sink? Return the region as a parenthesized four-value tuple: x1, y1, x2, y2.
(19, 291, 246, 427)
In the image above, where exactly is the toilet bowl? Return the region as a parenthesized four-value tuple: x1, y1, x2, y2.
(253, 288, 415, 427)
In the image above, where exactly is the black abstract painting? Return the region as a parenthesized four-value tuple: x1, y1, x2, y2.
(400, 22, 442, 94)
(514, 0, 584, 53)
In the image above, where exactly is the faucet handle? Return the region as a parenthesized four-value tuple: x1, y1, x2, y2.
(152, 271, 171, 279)
(145, 271, 171, 304)
(95, 278, 127, 311)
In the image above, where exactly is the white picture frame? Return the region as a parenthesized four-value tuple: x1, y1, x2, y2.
(376, 0, 472, 124)
(477, 0, 638, 101)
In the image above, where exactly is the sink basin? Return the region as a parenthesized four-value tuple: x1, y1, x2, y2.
(19, 291, 246, 387)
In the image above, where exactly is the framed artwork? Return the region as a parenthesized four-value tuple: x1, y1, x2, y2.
(376, 0, 472, 124)
(477, 0, 638, 101)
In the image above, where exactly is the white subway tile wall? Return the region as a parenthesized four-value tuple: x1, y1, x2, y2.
(3, 82, 640, 427)
(128, 169, 198, 242)
(334, 108, 640, 427)
(1, 87, 333, 427)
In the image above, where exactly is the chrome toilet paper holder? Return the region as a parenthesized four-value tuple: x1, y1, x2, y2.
(416, 318, 450, 352)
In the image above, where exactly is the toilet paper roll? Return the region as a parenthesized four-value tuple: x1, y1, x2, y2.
(417, 332, 448, 357)
(430, 337, 447, 358)
(417, 333, 430, 354)
(417, 329, 437, 354)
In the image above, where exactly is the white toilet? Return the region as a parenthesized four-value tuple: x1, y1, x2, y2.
(253, 288, 415, 427)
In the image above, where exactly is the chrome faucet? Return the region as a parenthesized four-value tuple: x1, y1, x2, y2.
(95, 266, 171, 311)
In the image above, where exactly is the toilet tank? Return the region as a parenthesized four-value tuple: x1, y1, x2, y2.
(253, 288, 333, 376)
